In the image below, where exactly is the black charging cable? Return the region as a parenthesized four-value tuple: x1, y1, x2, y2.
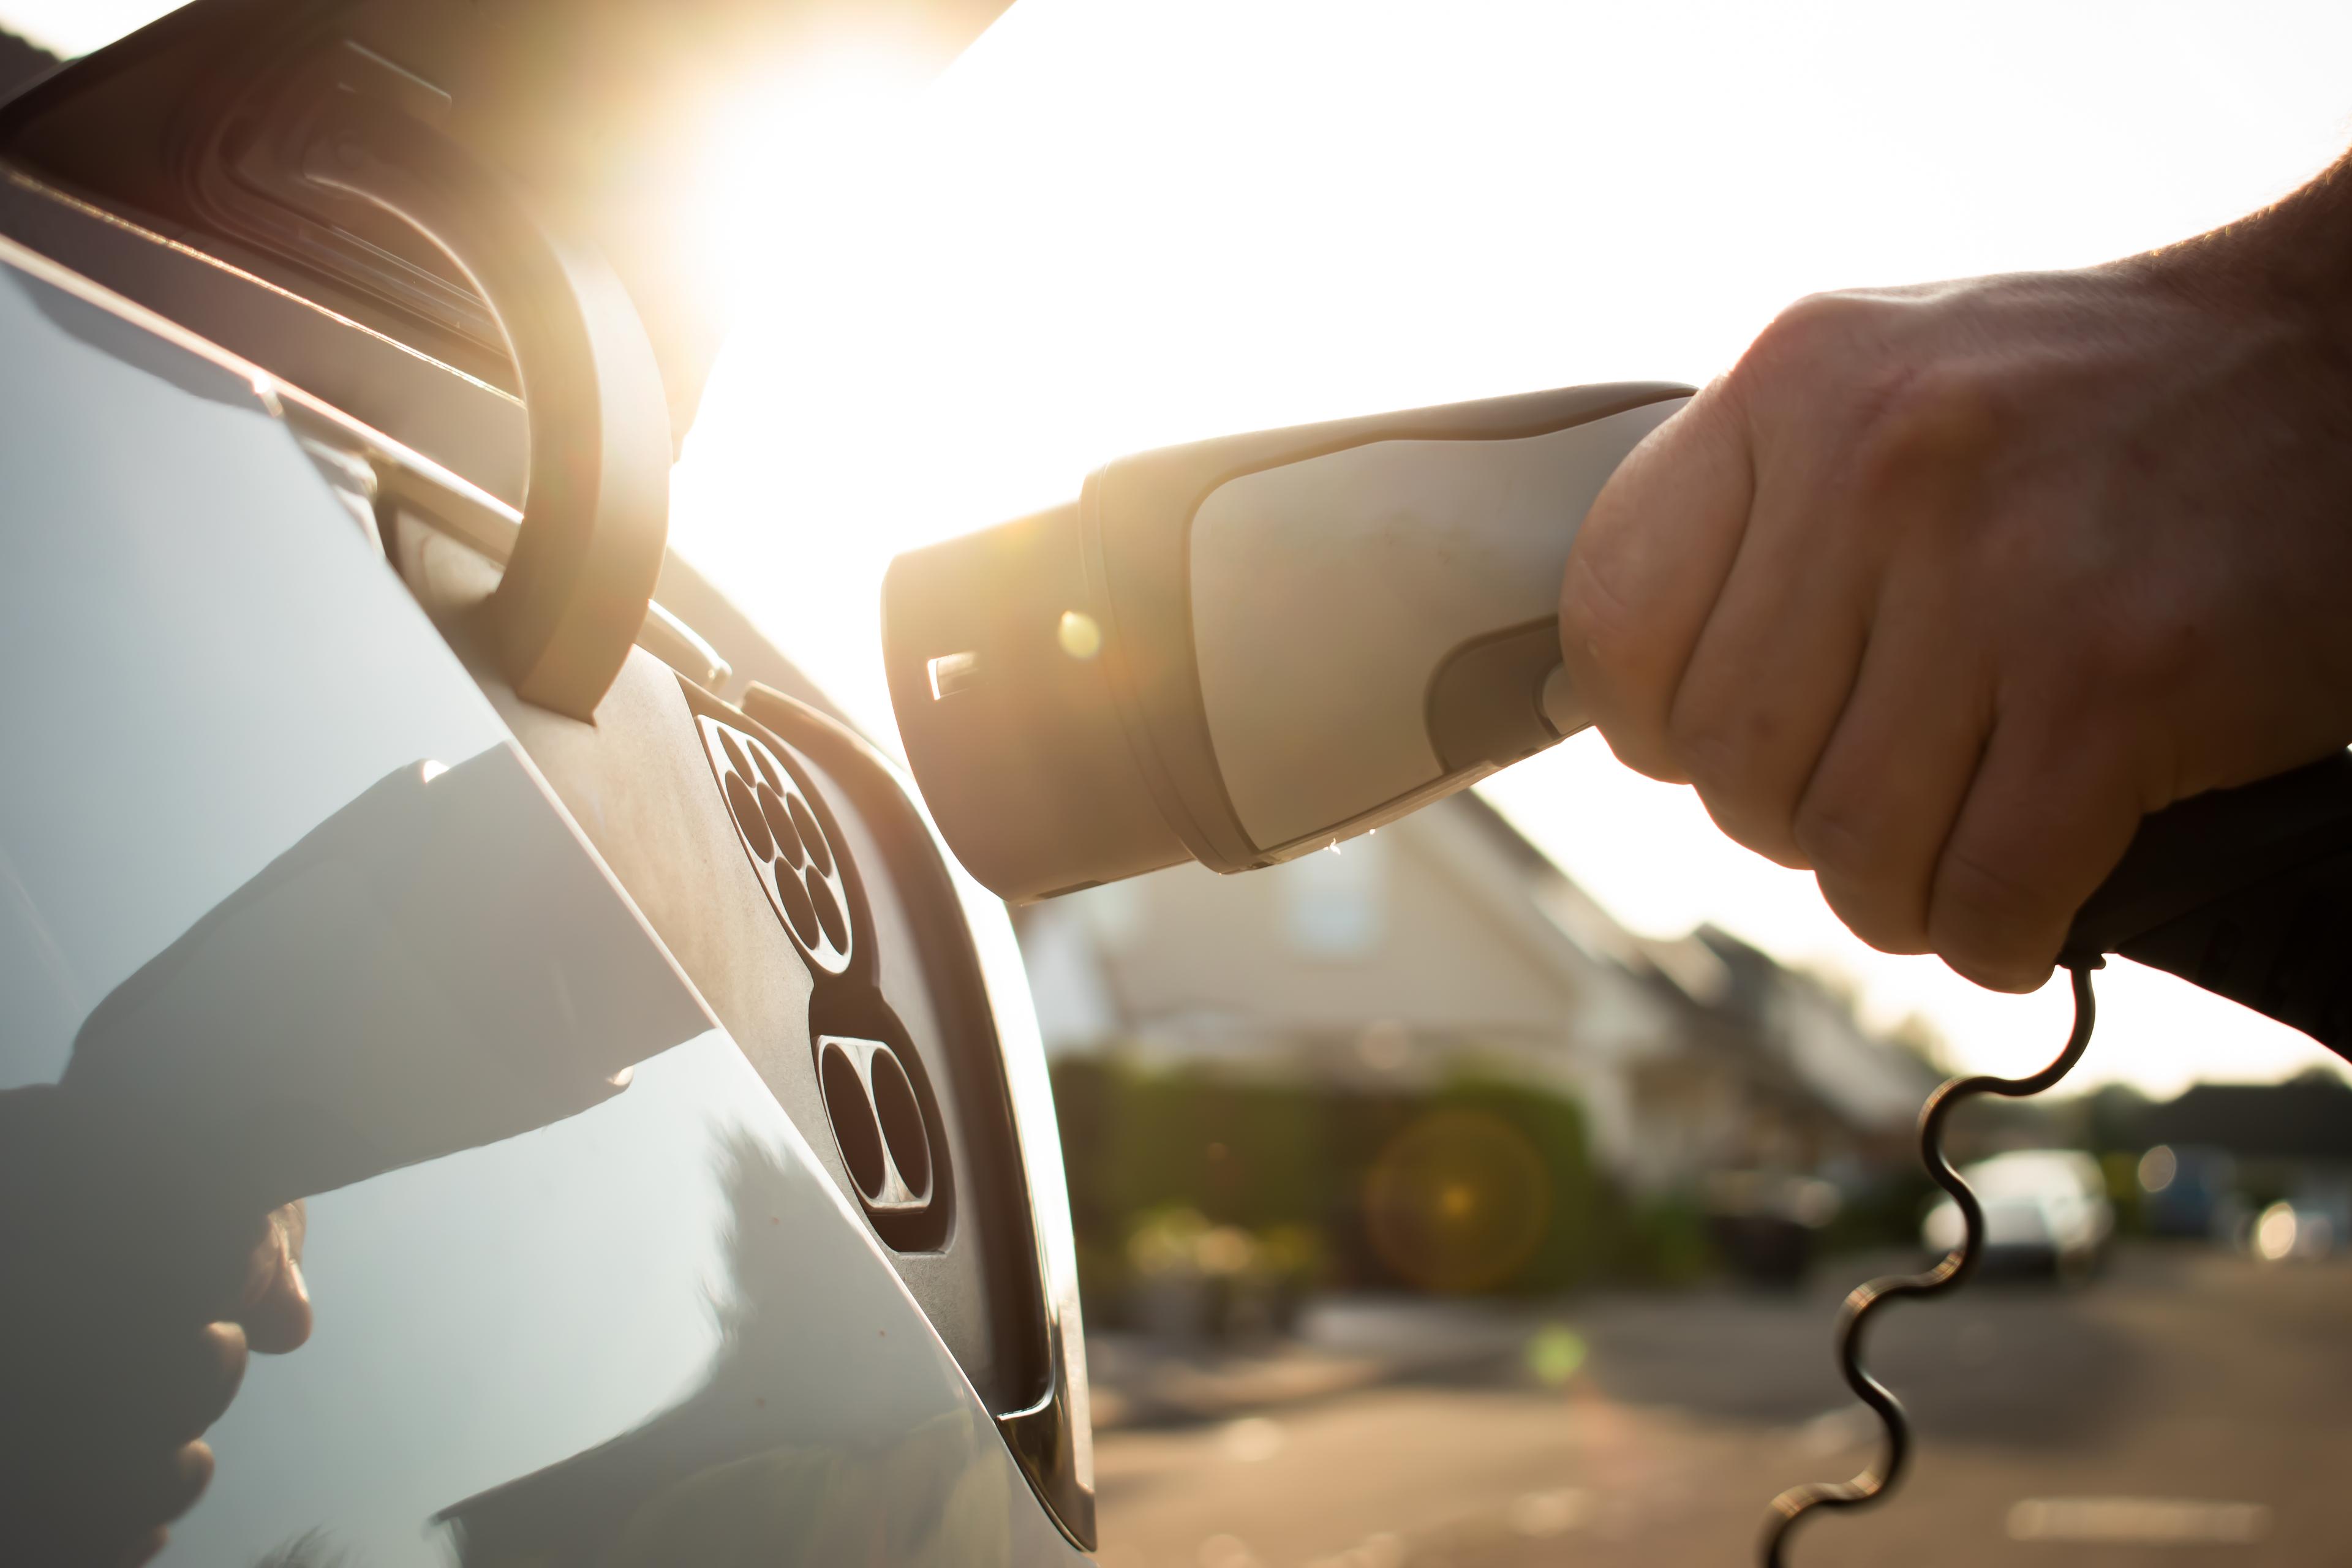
(1757, 961, 2101, 1566)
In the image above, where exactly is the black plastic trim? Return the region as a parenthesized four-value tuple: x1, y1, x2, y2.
(299, 92, 669, 720)
(2065, 750, 2352, 1058)
(744, 683, 1096, 1551)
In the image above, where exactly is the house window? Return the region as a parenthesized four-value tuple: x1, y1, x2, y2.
(1281, 839, 1384, 957)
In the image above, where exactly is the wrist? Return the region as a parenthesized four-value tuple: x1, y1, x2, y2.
(2149, 155, 2352, 360)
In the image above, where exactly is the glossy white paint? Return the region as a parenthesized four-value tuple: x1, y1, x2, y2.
(0, 238, 1087, 1564)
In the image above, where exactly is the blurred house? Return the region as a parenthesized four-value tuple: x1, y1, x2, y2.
(1018, 792, 1934, 1193)
(2130, 1073, 2352, 1166)
(2128, 1074, 2352, 1246)
(1635, 925, 1940, 1183)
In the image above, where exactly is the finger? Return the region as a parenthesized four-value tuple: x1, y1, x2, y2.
(124, 1207, 276, 1325)
(1928, 715, 2144, 991)
(1793, 588, 1994, 952)
(4, 1322, 238, 1568)
(113, 1525, 169, 1568)
(1662, 469, 1874, 868)
(38, 1320, 248, 1453)
(236, 1210, 311, 1355)
(134, 1204, 309, 1344)
(1560, 379, 1755, 783)
(113, 1439, 214, 1534)
(39, 1440, 213, 1561)
(2, 1517, 167, 1568)
(124, 1322, 249, 1445)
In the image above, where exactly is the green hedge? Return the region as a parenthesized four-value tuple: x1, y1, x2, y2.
(1051, 1057, 1648, 1312)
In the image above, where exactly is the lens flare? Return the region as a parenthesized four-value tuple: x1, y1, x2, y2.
(1363, 1108, 1548, 1292)
(1057, 610, 1102, 660)
(1526, 1323, 1586, 1387)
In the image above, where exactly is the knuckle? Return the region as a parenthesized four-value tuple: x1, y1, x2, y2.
(1741, 291, 1872, 384)
(1736, 288, 1928, 416)
(1846, 361, 2005, 511)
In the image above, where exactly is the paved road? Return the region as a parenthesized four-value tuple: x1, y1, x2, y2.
(1090, 1246, 2351, 1567)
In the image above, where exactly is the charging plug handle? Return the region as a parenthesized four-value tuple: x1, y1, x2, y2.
(2067, 753, 2352, 1054)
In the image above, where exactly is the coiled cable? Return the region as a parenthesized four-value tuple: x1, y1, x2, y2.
(1758, 962, 2101, 1566)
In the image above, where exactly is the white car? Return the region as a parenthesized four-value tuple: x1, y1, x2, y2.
(1923, 1150, 2116, 1281)
(0, 3, 1094, 1564)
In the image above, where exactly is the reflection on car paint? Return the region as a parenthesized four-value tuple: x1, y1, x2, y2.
(0, 252, 514, 1090)
(0, 244, 1084, 1563)
(66, 745, 712, 1212)
(181, 1033, 1047, 1567)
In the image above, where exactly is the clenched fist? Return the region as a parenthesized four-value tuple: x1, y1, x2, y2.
(1561, 157, 2352, 992)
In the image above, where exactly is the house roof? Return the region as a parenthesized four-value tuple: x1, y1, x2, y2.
(2133, 1076, 2352, 1164)
(1677, 925, 1939, 1133)
(1404, 793, 1649, 982)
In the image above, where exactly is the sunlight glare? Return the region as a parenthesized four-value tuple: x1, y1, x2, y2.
(668, 0, 2352, 1093)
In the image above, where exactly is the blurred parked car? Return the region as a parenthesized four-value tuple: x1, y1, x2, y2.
(1923, 1150, 2115, 1281)
(2137, 1143, 2246, 1242)
(1702, 1170, 1842, 1287)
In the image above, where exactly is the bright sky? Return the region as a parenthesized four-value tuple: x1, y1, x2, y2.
(669, 0, 2352, 1099)
(0, 0, 160, 56)
(20, 0, 2352, 1096)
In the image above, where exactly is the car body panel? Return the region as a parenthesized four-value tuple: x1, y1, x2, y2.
(0, 238, 1086, 1564)
(177, 1032, 1069, 1567)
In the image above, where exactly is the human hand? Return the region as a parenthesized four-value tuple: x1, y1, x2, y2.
(0, 1085, 312, 1566)
(1559, 186, 2352, 990)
